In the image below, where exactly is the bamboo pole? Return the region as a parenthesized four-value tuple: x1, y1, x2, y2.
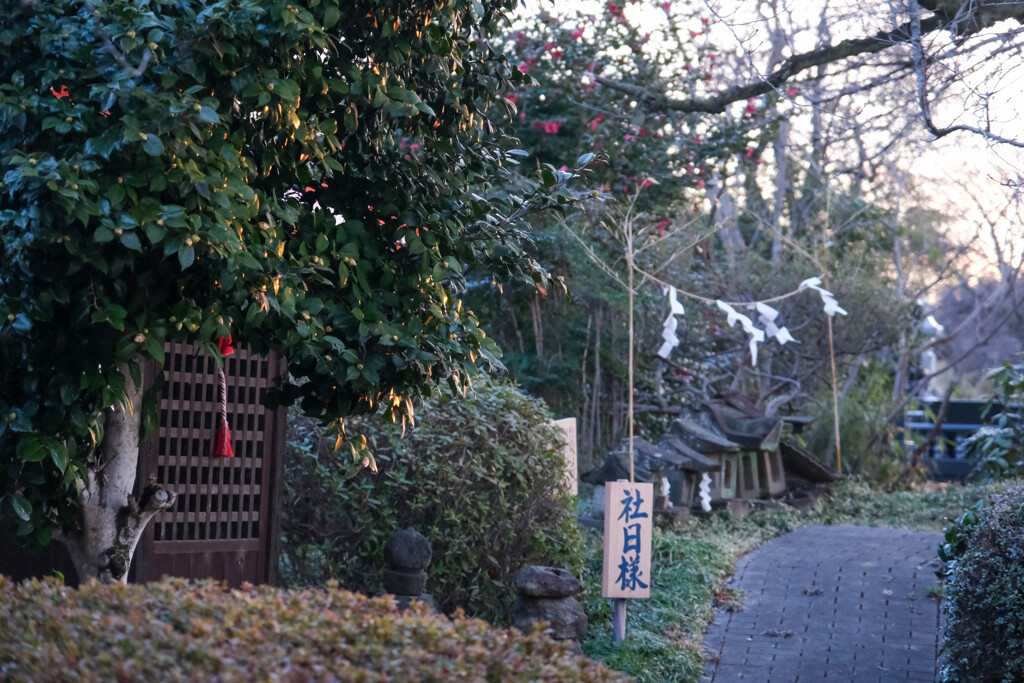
(827, 314, 841, 471)
(627, 246, 635, 484)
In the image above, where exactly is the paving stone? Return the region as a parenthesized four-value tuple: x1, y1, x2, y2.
(704, 525, 941, 682)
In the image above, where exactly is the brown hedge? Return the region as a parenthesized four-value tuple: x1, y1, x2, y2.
(0, 576, 629, 682)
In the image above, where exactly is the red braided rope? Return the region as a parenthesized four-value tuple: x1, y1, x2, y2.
(213, 336, 235, 458)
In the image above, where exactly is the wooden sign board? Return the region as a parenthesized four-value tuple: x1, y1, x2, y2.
(601, 481, 653, 599)
(551, 418, 578, 496)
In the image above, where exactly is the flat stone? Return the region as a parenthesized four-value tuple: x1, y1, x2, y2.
(384, 528, 432, 570)
(515, 566, 582, 598)
(510, 596, 588, 641)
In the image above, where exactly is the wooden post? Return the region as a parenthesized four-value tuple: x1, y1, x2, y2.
(551, 417, 578, 496)
(612, 598, 627, 643)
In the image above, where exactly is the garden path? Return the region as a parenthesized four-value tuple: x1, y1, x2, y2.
(701, 524, 942, 682)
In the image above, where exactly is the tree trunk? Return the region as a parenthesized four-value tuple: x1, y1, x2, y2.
(60, 362, 176, 583)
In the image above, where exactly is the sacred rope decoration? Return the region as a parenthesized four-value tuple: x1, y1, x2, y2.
(657, 276, 846, 366)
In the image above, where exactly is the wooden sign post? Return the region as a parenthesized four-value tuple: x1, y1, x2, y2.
(602, 480, 653, 642)
(551, 417, 578, 496)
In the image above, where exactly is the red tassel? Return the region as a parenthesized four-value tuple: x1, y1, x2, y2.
(213, 414, 234, 458)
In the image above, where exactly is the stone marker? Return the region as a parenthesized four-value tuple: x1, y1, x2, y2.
(515, 565, 582, 599)
(382, 528, 437, 611)
(510, 565, 588, 653)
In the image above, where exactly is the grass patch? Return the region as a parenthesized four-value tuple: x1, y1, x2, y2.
(811, 478, 1020, 530)
(580, 478, 1012, 682)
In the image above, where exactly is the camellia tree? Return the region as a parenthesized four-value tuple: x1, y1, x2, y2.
(0, 0, 578, 583)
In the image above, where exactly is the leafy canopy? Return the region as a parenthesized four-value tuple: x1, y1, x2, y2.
(0, 0, 552, 546)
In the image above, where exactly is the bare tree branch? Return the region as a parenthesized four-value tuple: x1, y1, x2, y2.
(908, 0, 1024, 148)
(595, 14, 946, 114)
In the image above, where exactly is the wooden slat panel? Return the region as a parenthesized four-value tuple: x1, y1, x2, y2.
(134, 341, 284, 587)
(152, 539, 261, 554)
(157, 456, 263, 469)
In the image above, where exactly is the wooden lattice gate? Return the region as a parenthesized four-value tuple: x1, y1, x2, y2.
(132, 342, 286, 586)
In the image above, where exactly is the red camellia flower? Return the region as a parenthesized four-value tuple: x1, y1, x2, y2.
(570, 27, 585, 41)
(518, 58, 538, 74)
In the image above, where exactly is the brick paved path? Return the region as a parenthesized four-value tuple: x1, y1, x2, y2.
(702, 525, 942, 682)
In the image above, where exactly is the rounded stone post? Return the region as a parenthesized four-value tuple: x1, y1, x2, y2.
(382, 528, 437, 611)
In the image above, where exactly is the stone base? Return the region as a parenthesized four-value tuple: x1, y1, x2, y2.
(392, 593, 438, 612)
(655, 506, 691, 524)
(384, 568, 427, 595)
(711, 499, 752, 519)
(784, 484, 830, 511)
(510, 596, 588, 641)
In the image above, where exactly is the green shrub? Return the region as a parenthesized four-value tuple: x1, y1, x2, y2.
(965, 358, 1024, 482)
(0, 576, 625, 682)
(941, 485, 1024, 682)
(279, 377, 583, 623)
(936, 500, 985, 580)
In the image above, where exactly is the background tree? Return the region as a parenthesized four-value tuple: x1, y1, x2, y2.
(468, 2, 950, 472)
(0, 0, 577, 582)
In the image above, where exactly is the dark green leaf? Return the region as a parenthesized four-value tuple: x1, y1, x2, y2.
(49, 443, 68, 473)
(17, 436, 46, 462)
(6, 494, 31, 522)
(178, 244, 196, 269)
(142, 134, 164, 156)
(11, 313, 31, 332)
(144, 336, 165, 364)
(120, 232, 142, 251)
(198, 106, 219, 123)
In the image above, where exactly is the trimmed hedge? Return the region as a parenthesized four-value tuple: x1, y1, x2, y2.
(280, 377, 583, 623)
(0, 576, 627, 682)
(941, 485, 1024, 682)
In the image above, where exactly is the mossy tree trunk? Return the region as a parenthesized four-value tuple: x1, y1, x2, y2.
(60, 364, 176, 584)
